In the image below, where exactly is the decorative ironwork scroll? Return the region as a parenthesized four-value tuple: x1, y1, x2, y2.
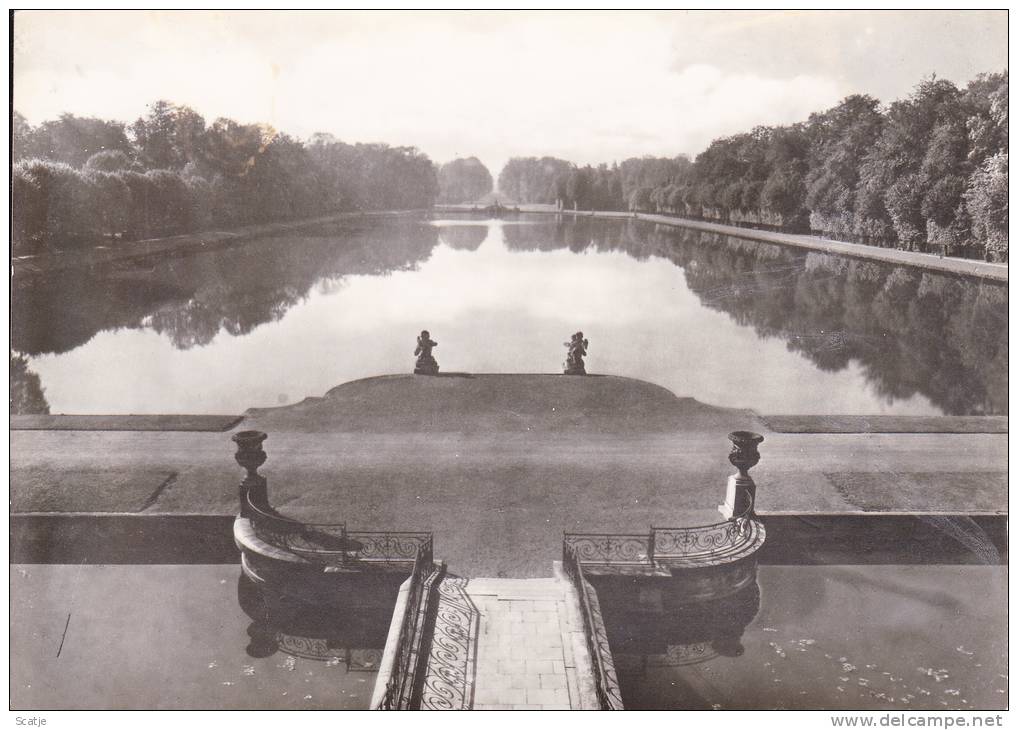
(378, 545, 441, 710)
(271, 636, 383, 671)
(346, 532, 434, 564)
(419, 577, 478, 710)
(652, 518, 748, 560)
(562, 533, 653, 566)
(564, 506, 764, 573)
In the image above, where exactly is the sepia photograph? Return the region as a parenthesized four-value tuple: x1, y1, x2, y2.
(8, 8, 1009, 715)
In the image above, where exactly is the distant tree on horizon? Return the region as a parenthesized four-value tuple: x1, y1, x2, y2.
(10, 354, 49, 415)
(437, 157, 494, 203)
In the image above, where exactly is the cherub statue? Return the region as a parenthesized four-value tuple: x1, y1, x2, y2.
(563, 331, 589, 375)
(414, 330, 439, 375)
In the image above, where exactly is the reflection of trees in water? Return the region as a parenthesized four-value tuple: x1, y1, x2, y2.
(10, 354, 49, 414)
(437, 225, 488, 251)
(504, 218, 1007, 415)
(11, 219, 440, 355)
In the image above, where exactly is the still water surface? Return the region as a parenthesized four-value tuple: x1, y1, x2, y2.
(597, 564, 1007, 710)
(10, 564, 395, 709)
(12, 215, 1007, 415)
(10, 562, 1006, 710)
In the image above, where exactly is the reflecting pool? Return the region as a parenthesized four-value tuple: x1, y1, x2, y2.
(9, 564, 400, 710)
(593, 564, 1007, 710)
(12, 215, 1007, 415)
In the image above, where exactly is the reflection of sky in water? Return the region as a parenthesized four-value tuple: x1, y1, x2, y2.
(30, 221, 943, 415)
(10, 564, 387, 710)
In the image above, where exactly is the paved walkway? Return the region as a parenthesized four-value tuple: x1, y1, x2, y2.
(419, 576, 594, 710)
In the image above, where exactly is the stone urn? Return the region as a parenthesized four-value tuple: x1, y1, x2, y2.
(727, 431, 764, 478)
(233, 430, 268, 513)
(718, 431, 763, 520)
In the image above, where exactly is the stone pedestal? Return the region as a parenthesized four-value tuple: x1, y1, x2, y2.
(718, 474, 757, 520)
(414, 356, 439, 375)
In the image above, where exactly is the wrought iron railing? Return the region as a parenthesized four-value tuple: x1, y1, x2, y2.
(562, 541, 625, 710)
(563, 533, 653, 567)
(652, 515, 752, 561)
(564, 509, 758, 571)
(346, 531, 434, 564)
(245, 493, 432, 566)
(246, 497, 348, 558)
(378, 542, 440, 710)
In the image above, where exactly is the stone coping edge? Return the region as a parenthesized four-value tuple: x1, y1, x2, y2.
(11, 414, 246, 432)
(12, 411, 1006, 434)
(371, 573, 416, 709)
(758, 415, 1008, 434)
(553, 561, 607, 710)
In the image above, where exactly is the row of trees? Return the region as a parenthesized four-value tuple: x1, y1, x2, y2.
(496, 156, 692, 212)
(497, 72, 1007, 261)
(13, 101, 440, 254)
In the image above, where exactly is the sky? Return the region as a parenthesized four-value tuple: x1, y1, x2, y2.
(12, 10, 1009, 179)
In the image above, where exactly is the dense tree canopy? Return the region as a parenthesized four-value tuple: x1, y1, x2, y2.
(437, 157, 494, 203)
(13, 100, 440, 254)
(497, 71, 1007, 261)
(10, 354, 49, 415)
(15, 113, 133, 168)
(497, 155, 690, 211)
(496, 157, 574, 204)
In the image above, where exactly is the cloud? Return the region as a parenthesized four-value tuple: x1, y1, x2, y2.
(12, 10, 1006, 179)
(664, 10, 1007, 101)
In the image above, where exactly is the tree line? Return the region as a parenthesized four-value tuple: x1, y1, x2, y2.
(437, 157, 494, 203)
(497, 156, 692, 213)
(13, 100, 440, 255)
(497, 72, 1007, 261)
